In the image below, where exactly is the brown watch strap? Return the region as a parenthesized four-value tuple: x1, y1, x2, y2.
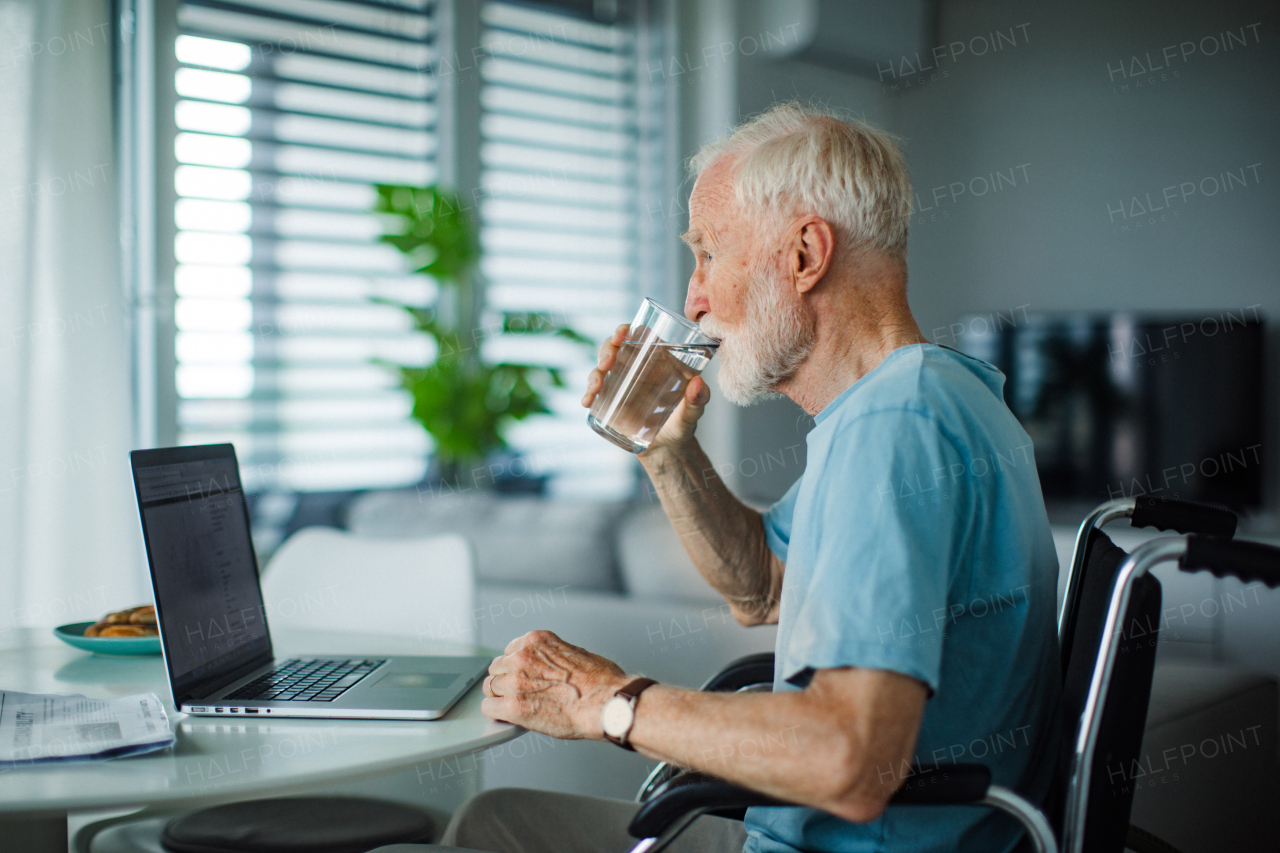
(618, 676, 657, 701)
(608, 677, 657, 751)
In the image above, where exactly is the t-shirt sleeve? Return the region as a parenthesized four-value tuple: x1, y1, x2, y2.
(780, 408, 971, 693)
(762, 477, 802, 563)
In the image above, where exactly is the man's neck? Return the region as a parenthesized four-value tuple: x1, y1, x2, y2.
(775, 264, 927, 416)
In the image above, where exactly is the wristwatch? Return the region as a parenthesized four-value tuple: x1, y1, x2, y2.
(601, 677, 657, 750)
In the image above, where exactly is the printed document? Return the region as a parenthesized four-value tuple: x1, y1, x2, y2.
(0, 691, 174, 765)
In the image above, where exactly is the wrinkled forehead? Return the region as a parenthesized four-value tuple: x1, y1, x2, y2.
(687, 155, 741, 227)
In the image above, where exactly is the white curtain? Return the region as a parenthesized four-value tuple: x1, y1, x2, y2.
(0, 0, 150, 635)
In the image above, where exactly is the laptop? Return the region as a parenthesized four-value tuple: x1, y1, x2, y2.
(130, 443, 490, 720)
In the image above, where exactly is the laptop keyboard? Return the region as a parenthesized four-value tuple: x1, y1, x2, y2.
(226, 658, 386, 703)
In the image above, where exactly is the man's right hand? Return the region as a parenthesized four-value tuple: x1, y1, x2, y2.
(584, 324, 777, 625)
(580, 323, 711, 455)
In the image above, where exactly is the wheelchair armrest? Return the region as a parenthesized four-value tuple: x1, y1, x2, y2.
(628, 772, 785, 839)
(629, 763, 992, 840)
(700, 652, 775, 692)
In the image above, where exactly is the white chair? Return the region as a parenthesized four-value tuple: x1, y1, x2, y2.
(261, 527, 476, 644)
(79, 528, 477, 853)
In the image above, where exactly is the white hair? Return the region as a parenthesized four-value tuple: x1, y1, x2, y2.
(689, 102, 912, 261)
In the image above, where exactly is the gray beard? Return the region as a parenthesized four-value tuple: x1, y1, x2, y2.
(699, 273, 816, 406)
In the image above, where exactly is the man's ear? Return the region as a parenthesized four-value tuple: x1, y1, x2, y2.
(790, 216, 835, 294)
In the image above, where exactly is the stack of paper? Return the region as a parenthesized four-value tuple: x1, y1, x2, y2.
(0, 691, 175, 766)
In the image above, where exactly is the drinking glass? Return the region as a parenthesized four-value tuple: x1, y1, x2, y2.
(587, 298, 719, 453)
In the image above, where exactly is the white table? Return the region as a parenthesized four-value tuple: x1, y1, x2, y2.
(0, 627, 518, 852)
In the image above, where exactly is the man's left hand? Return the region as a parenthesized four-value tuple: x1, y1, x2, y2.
(481, 630, 631, 740)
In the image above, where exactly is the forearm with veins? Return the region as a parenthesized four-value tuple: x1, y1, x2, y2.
(640, 441, 782, 625)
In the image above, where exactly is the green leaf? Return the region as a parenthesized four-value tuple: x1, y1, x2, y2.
(373, 184, 592, 469)
(374, 184, 478, 286)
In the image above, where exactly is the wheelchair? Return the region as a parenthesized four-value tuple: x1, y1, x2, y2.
(626, 495, 1276, 853)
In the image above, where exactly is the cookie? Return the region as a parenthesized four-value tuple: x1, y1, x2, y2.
(96, 624, 158, 638)
(129, 606, 157, 626)
(87, 605, 159, 637)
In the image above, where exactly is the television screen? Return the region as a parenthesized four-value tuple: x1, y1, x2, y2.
(956, 311, 1264, 508)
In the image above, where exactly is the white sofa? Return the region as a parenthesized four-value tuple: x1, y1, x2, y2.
(344, 490, 1280, 842)
(346, 490, 777, 801)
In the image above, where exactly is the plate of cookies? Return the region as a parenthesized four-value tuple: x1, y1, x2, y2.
(55, 605, 162, 656)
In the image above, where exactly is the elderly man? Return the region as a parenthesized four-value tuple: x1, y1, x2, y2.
(393, 103, 1061, 853)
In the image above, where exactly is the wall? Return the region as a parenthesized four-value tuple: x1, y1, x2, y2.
(727, 0, 1280, 512)
(665, 0, 743, 485)
(720, 0, 1280, 721)
(894, 0, 1277, 337)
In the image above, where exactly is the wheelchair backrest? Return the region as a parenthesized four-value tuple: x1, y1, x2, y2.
(1056, 528, 1162, 853)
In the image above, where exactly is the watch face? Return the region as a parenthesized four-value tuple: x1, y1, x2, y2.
(602, 695, 633, 738)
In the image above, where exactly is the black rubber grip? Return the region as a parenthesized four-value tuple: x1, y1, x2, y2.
(628, 772, 784, 838)
(629, 762, 995, 839)
(889, 763, 991, 805)
(1130, 496, 1237, 539)
(1180, 535, 1280, 588)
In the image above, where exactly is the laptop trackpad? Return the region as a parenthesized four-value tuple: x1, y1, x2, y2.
(370, 671, 460, 690)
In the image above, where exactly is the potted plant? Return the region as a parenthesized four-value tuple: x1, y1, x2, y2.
(373, 184, 589, 491)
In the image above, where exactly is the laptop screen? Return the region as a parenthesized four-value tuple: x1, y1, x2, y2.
(132, 445, 271, 697)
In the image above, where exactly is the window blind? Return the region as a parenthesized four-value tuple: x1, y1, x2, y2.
(477, 0, 658, 499)
(172, 0, 438, 494)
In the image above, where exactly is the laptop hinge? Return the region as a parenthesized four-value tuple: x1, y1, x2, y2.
(179, 652, 273, 705)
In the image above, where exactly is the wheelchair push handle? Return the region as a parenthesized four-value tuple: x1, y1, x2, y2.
(1181, 534, 1280, 588)
(1130, 496, 1237, 538)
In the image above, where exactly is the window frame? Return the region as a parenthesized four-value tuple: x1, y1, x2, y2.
(122, 0, 679, 493)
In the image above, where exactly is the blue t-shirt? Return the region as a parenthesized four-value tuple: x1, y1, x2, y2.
(744, 344, 1061, 853)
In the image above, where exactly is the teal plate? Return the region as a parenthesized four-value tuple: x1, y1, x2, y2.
(54, 622, 162, 656)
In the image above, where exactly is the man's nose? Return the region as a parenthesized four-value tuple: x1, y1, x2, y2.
(685, 274, 709, 323)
